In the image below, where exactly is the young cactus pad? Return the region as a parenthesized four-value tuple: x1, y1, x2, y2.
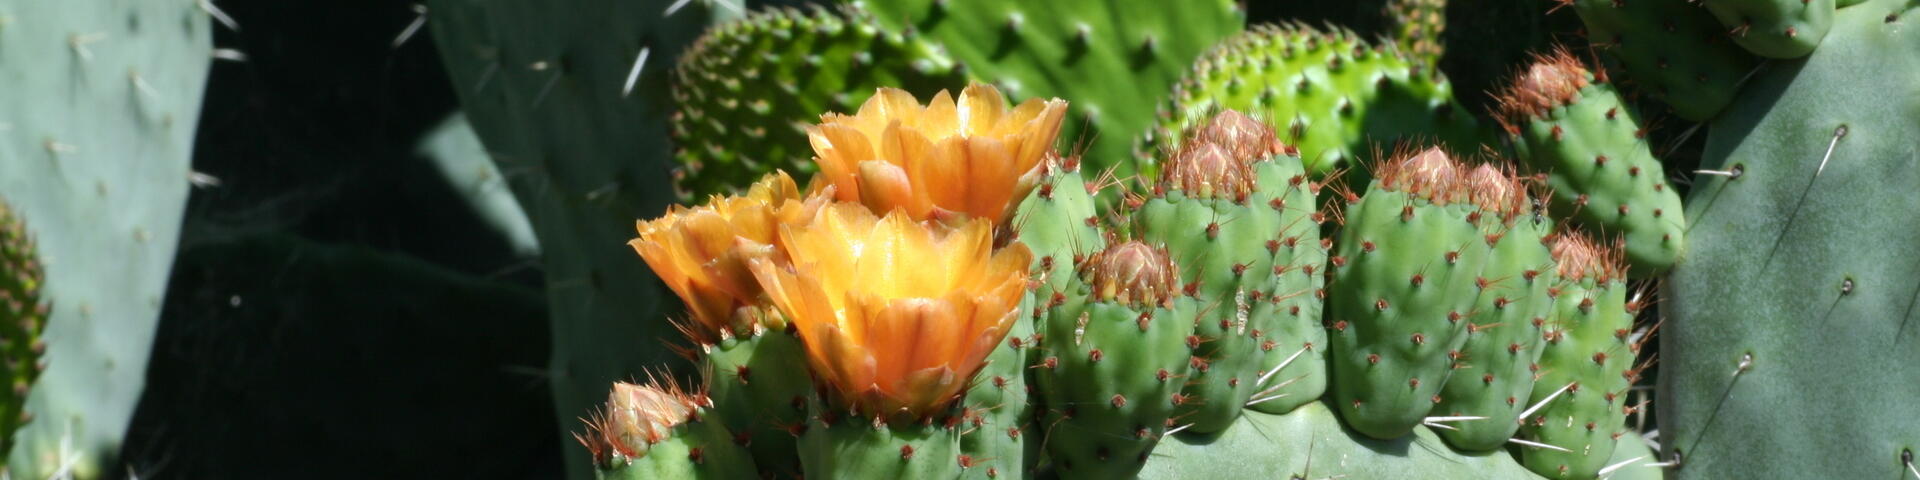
(1494, 50, 1687, 277)
(578, 380, 759, 479)
(1517, 233, 1639, 480)
(1565, 0, 1760, 121)
(0, 201, 47, 467)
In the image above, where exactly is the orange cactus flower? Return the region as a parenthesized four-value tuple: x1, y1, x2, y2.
(747, 203, 1033, 419)
(630, 171, 829, 340)
(805, 83, 1068, 224)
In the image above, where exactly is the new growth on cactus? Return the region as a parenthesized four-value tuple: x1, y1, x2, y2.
(579, 378, 758, 478)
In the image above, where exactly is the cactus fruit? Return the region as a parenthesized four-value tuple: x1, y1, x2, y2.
(1663, 0, 1920, 477)
(0, 201, 47, 467)
(1033, 241, 1200, 478)
(0, 0, 212, 475)
(1700, 0, 1835, 58)
(1145, 24, 1484, 186)
(1564, 0, 1759, 121)
(1387, 0, 1448, 66)
(1326, 147, 1493, 440)
(1517, 233, 1641, 479)
(1494, 50, 1687, 277)
(805, 84, 1068, 226)
(853, 0, 1246, 176)
(578, 380, 760, 479)
(1431, 165, 1556, 452)
(1132, 111, 1324, 431)
(670, 7, 968, 199)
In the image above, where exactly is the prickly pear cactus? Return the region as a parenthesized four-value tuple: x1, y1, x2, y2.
(1663, 0, 1920, 477)
(1518, 234, 1640, 479)
(1432, 166, 1555, 452)
(670, 6, 968, 199)
(1034, 242, 1199, 478)
(1567, 0, 1759, 121)
(1495, 50, 1687, 277)
(0, 201, 46, 468)
(1134, 111, 1322, 432)
(853, 0, 1246, 176)
(1140, 401, 1542, 479)
(1326, 148, 1491, 440)
(1700, 0, 1834, 58)
(1146, 24, 1484, 186)
(579, 381, 760, 479)
(426, 0, 709, 475)
(0, 0, 212, 475)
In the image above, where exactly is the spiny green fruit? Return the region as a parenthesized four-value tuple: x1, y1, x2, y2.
(1565, 0, 1759, 121)
(1664, 1, 1920, 477)
(0, 201, 47, 464)
(1326, 147, 1494, 440)
(1701, 0, 1835, 58)
(1494, 50, 1686, 277)
(579, 380, 759, 479)
(1144, 24, 1484, 188)
(854, 0, 1247, 177)
(692, 320, 811, 478)
(670, 6, 968, 200)
(1134, 111, 1319, 432)
(1388, 0, 1448, 66)
(1034, 242, 1199, 478)
(1518, 234, 1641, 480)
(1432, 165, 1556, 452)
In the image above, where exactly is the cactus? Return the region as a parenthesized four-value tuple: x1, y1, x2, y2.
(1145, 24, 1484, 187)
(1432, 165, 1556, 452)
(853, 0, 1246, 176)
(1700, 0, 1835, 58)
(1517, 233, 1641, 479)
(1494, 50, 1687, 277)
(1033, 241, 1200, 478)
(425, 0, 711, 475)
(1565, 0, 1759, 122)
(1140, 401, 1543, 479)
(1662, 0, 1920, 477)
(0, 0, 212, 475)
(0, 201, 46, 469)
(1133, 111, 1324, 432)
(1325, 148, 1493, 440)
(578, 380, 760, 479)
(670, 6, 968, 199)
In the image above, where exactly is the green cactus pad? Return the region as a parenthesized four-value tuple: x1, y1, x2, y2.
(1663, 1, 1920, 477)
(1144, 24, 1484, 187)
(853, 0, 1246, 177)
(1034, 242, 1199, 479)
(669, 6, 967, 200)
(0, 201, 46, 466)
(0, 0, 212, 475)
(1701, 0, 1835, 58)
(1516, 237, 1637, 480)
(702, 329, 811, 478)
(1434, 211, 1554, 452)
(1568, 0, 1759, 121)
(1012, 161, 1107, 297)
(1497, 52, 1687, 276)
(587, 384, 759, 480)
(1326, 151, 1492, 440)
(956, 295, 1033, 480)
(427, 0, 711, 474)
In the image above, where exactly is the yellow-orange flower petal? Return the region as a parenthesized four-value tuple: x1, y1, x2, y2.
(629, 171, 827, 340)
(747, 204, 1032, 418)
(806, 83, 1068, 224)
